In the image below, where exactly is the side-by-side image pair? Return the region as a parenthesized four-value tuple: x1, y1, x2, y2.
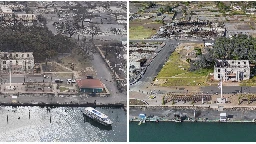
(0, 1, 256, 143)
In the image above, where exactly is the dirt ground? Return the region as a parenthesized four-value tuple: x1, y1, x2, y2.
(59, 48, 96, 78)
(42, 62, 71, 72)
(130, 19, 163, 30)
(130, 19, 162, 39)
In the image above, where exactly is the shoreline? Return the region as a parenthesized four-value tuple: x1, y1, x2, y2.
(130, 120, 255, 123)
(130, 106, 256, 123)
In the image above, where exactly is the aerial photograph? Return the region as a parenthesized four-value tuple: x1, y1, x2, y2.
(129, 1, 256, 142)
(0, 1, 127, 142)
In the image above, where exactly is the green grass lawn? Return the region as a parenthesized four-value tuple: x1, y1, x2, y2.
(157, 52, 189, 77)
(59, 86, 69, 92)
(129, 26, 156, 40)
(156, 51, 213, 86)
(240, 76, 256, 86)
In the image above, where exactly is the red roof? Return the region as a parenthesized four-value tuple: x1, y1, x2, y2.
(76, 79, 104, 89)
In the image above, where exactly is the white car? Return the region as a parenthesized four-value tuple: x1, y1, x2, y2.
(67, 79, 76, 84)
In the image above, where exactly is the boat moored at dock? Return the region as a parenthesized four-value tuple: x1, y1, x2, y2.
(84, 107, 113, 126)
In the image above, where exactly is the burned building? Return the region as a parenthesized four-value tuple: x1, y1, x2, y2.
(214, 60, 250, 82)
(0, 52, 34, 73)
(152, 21, 225, 39)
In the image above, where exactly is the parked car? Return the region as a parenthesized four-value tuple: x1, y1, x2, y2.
(55, 79, 63, 83)
(67, 79, 76, 84)
(87, 75, 93, 79)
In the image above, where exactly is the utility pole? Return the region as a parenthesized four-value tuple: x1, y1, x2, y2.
(9, 62, 11, 88)
(220, 76, 223, 99)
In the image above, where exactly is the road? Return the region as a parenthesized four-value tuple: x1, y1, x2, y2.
(141, 40, 178, 82)
(130, 40, 178, 89)
(201, 86, 256, 94)
(92, 53, 126, 103)
(0, 93, 126, 105)
(129, 39, 214, 43)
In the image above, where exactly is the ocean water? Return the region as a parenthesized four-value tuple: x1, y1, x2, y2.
(130, 122, 256, 142)
(0, 106, 127, 142)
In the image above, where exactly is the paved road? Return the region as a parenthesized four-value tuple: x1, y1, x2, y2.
(130, 40, 178, 89)
(92, 53, 126, 102)
(0, 93, 126, 105)
(130, 39, 214, 43)
(201, 86, 256, 94)
(141, 40, 178, 82)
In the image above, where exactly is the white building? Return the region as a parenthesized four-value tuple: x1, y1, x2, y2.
(0, 52, 34, 73)
(220, 113, 227, 122)
(214, 60, 250, 82)
(16, 14, 37, 22)
(0, 6, 12, 17)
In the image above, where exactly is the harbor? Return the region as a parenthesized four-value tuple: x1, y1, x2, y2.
(0, 106, 127, 142)
(130, 122, 256, 142)
(129, 106, 256, 142)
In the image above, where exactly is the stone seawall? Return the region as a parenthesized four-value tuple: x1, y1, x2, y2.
(129, 106, 256, 123)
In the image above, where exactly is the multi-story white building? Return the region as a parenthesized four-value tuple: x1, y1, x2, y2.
(15, 14, 37, 22)
(0, 52, 34, 73)
(0, 6, 13, 17)
(214, 60, 250, 82)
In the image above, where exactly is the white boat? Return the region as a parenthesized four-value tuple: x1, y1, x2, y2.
(175, 119, 181, 122)
(84, 107, 113, 126)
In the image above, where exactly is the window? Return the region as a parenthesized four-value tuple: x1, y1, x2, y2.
(218, 69, 220, 72)
(27, 54, 29, 57)
(9, 54, 12, 57)
(244, 62, 246, 64)
(22, 54, 24, 57)
(238, 62, 240, 64)
(28, 66, 31, 69)
(16, 54, 18, 57)
(3, 61, 6, 64)
(218, 74, 220, 79)
(244, 75, 246, 78)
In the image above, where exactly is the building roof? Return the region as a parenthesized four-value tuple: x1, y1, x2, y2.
(1, 7, 12, 13)
(76, 79, 104, 89)
(220, 113, 226, 117)
(215, 60, 250, 68)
